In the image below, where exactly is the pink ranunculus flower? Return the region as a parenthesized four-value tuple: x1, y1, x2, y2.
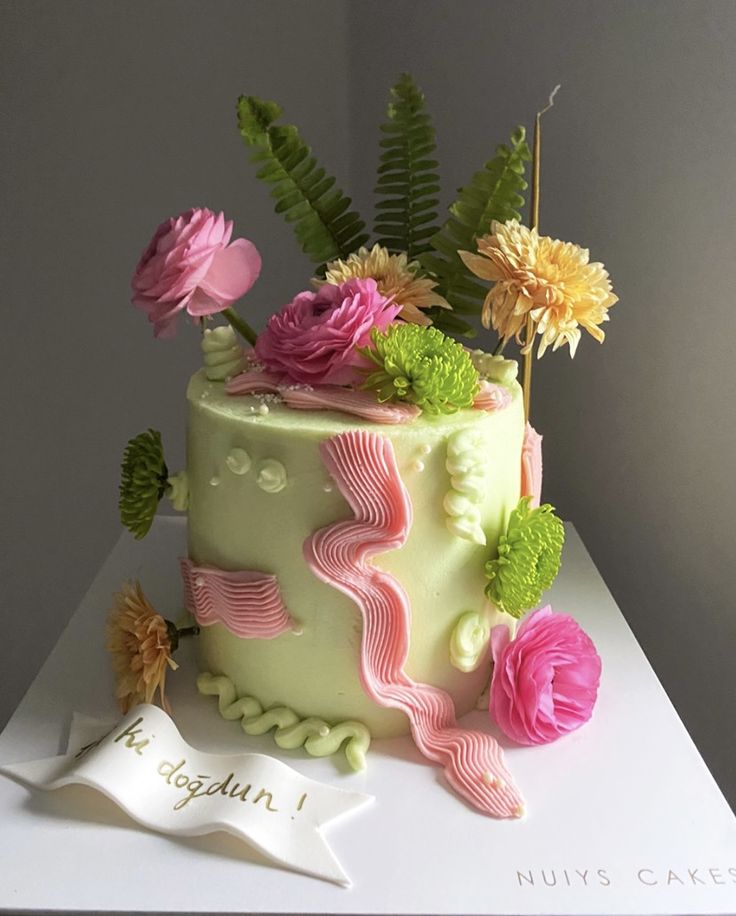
(132, 208, 261, 338)
(490, 605, 602, 746)
(254, 278, 401, 386)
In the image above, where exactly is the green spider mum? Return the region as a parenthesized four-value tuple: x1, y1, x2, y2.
(119, 429, 169, 539)
(485, 496, 564, 619)
(361, 323, 479, 415)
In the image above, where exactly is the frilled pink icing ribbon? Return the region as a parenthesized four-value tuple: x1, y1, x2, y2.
(180, 559, 296, 638)
(226, 369, 420, 424)
(304, 430, 525, 819)
(521, 423, 543, 508)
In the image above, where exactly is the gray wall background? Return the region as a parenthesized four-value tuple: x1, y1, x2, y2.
(2, 1, 734, 808)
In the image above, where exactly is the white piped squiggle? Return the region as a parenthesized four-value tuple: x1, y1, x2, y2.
(202, 326, 247, 381)
(443, 427, 488, 546)
(197, 673, 371, 771)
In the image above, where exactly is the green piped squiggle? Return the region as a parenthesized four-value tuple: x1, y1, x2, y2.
(197, 673, 371, 771)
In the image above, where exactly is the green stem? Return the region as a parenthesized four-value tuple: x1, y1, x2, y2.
(222, 308, 258, 347)
(492, 337, 508, 357)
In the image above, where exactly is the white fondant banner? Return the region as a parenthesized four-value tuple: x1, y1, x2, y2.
(0, 705, 373, 886)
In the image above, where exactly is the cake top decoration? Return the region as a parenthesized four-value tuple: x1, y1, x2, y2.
(129, 74, 618, 423)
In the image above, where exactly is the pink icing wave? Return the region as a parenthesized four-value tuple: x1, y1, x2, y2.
(473, 380, 512, 412)
(304, 430, 525, 818)
(180, 559, 296, 638)
(521, 422, 543, 508)
(226, 370, 420, 425)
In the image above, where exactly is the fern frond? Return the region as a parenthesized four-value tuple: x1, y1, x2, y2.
(419, 126, 531, 334)
(237, 96, 369, 267)
(373, 74, 441, 260)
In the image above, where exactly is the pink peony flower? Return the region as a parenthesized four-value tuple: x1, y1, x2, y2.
(254, 278, 401, 386)
(490, 605, 601, 746)
(132, 208, 261, 337)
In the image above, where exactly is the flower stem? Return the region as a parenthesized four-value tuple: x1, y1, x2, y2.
(178, 625, 201, 639)
(492, 337, 508, 357)
(222, 308, 258, 347)
(522, 86, 559, 422)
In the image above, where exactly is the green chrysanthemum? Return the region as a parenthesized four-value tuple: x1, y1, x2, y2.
(361, 323, 479, 415)
(119, 429, 168, 539)
(484, 496, 564, 619)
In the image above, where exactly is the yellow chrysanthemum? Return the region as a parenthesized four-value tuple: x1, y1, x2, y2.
(320, 244, 450, 326)
(460, 220, 618, 357)
(106, 581, 178, 714)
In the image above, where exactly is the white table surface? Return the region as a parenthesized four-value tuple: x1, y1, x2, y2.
(0, 517, 734, 916)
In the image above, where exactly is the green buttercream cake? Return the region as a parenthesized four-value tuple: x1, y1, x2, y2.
(186, 369, 524, 737)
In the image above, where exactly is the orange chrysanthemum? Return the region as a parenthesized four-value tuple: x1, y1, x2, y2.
(321, 244, 450, 326)
(460, 220, 618, 357)
(106, 581, 178, 714)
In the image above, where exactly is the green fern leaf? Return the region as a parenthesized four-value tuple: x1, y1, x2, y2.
(237, 96, 369, 267)
(419, 126, 531, 335)
(373, 74, 441, 260)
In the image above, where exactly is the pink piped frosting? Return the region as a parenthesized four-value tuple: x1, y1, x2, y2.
(473, 380, 512, 412)
(180, 559, 295, 638)
(304, 430, 524, 819)
(226, 370, 420, 424)
(521, 422, 543, 508)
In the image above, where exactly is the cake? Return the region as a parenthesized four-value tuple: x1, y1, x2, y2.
(112, 75, 615, 821)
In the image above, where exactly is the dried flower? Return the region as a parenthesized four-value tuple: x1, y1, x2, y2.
(485, 496, 564, 618)
(321, 244, 450, 326)
(460, 220, 617, 357)
(362, 323, 479, 414)
(107, 582, 179, 713)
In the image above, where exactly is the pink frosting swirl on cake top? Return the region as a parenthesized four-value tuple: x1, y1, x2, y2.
(304, 429, 525, 819)
(225, 370, 420, 424)
(473, 379, 513, 412)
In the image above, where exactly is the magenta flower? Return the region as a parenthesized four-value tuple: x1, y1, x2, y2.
(132, 208, 261, 338)
(490, 605, 601, 746)
(254, 278, 401, 386)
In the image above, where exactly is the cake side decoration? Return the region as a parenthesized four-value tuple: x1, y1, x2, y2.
(198, 673, 371, 772)
(449, 609, 494, 674)
(490, 605, 602, 746)
(484, 496, 565, 620)
(107, 581, 199, 714)
(306, 429, 524, 818)
(118, 429, 169, 539)
(520, 422, 544, 508)
(180, 560, 297, 639)
(444, 427, 489, 545)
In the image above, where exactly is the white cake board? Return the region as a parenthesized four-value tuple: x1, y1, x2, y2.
(0, 517, 734, 916)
